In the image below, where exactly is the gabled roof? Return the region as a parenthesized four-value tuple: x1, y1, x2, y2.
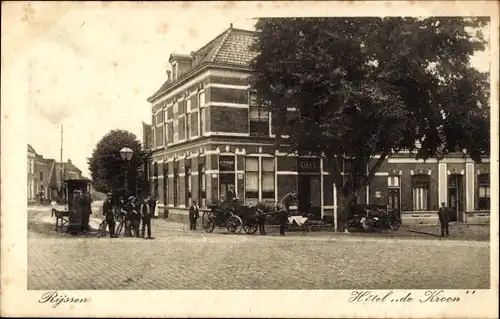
(27, 144, 37, 154)
(147, 27, 257, 103)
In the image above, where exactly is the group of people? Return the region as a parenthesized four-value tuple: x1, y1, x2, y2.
(102, 193, 156, 239)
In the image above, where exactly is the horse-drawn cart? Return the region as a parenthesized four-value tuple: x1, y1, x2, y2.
(202, 200, 286, 234)
(202, 201, 243, 233)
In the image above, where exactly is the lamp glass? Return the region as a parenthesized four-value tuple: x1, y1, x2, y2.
(120, 147, 134, 161)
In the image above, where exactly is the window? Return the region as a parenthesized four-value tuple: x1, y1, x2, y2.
(411, 175, 429, 211)
(156, 111, 164, 124)
(186, 114, 190, 139)
(173, 102, 179, 117)
(179, 116, 186, 141)
(249, 91, 269, 136)
(173, 119, 179, 143)
(173, 167, 178, 206)
(185, 167, 191, 204)
(155, 126, 164, 147)
(199, 91, 206, 134)
(186, 99, 191, 113)
(163, 163, 168, 206)
(477, 174, 490, 210)
(39, 171, 43, 180)
(153, 163, 158, 197)
(245, 157, 259, 203)
(262, 157, 275, 199)
(199, 91, 205, 107)
(388, 175, 401, 213)
(199, 164, 206, 207)
(190, 111, 199, 137)
(388, 176, 400, 187)
(172, 64, 177, 80)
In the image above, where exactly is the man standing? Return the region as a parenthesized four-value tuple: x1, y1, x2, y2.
(279, 191, 297, 236)
(140, 197, 154, 239)
(226, 185, 237, 202)
(50, 198, 57, 217)
(438, 202, 450, 237)
(103, 193, 117, 238)
(189, 200, 200, 230)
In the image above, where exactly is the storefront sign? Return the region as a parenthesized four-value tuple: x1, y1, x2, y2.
(238, 173, 243, 180)
(219, 156, 235, 171)
(211, 173, 218, 178)
(375, 191, 382, 199)
(298, 158, 320, 173)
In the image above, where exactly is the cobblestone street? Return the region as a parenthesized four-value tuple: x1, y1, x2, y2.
(28, 208, 490, 290)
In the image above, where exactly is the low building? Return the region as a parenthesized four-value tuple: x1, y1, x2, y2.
(145, 25, 491, 225)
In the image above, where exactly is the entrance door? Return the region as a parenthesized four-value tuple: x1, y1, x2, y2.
(298, 175, 311, 214)
(219, 173, 235, 200)
(447, 175, 462, 222)
(388, 188, 401, 218)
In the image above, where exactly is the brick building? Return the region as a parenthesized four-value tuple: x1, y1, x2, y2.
(146, 25, 491, 225)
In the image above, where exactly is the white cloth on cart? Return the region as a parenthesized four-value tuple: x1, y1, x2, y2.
(288, 216, 308, 226)
(154, 200, 160, 217)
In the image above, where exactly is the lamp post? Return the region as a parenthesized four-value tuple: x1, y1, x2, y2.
(120, 147, 134, 199)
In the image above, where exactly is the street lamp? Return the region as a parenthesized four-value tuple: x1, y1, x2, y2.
(120, 147, 134, 198)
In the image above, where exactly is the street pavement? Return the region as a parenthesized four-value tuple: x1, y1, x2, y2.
(28, 207, 490, 290)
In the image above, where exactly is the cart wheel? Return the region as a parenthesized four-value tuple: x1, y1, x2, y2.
(226, 215, 243, 233)
(202, 211, 216, 233)
(390, 217, 401, 231)
(243, 222, 258, 234)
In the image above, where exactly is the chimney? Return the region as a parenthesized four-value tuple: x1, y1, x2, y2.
(230, 23, 233, 29)
(67, 159, 72, 164)
(166, 70, 172, 82)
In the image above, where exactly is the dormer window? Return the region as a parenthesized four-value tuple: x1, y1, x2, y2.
(172, 63, 177, 81)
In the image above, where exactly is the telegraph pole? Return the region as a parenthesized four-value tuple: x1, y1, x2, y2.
(60, 124, 64, 201)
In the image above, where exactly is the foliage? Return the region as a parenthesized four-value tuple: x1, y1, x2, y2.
(88, 129, 146, 196)
(250, 17, 490, 230)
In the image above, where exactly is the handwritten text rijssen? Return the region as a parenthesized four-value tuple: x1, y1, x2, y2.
(39, 290, 90, 308)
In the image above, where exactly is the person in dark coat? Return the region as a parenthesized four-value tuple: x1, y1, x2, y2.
(226, 185, 237, 202)
(126, 196, 141, 238)
(80, 191, 92, 232)
(102, 193, 117, 238)
(189, 200, 200, 230)
(438, 202, 450, 237)
(279, 191, 297, 236)
(255, 202, 268, 235)
(140, 197, 154, 239)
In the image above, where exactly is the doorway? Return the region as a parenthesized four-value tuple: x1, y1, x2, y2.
(388, 188, 401, 218)
(447, 174, 463, 222)
(298, 174, 321, 219)
(219, 173, 235, 200)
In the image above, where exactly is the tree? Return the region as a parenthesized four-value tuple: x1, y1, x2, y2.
(88, 129, 147, 197)
(250, 17, 490, 231)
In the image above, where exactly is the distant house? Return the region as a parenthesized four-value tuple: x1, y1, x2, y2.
(27, 143, 84, 204)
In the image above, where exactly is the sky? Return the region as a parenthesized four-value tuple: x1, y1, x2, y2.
(7, 2, 491, 178)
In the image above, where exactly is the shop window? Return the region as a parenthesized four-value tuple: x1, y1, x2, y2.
(411, 174, 429, 211)
(198, 164, 206, 207)
(163, 163, 168, 206)
(262, 157, 275, 200)
(477, 174, 490, 210)
(185, 167, 191, 204)
(173, 168, 178, 206)
(245, 157, 259, 202)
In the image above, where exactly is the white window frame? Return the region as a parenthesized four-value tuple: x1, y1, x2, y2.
(178, 114, 187, 142)
(198, 91, 206, 135)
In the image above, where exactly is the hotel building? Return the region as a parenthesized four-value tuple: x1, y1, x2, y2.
(146, 25, 490, 225)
